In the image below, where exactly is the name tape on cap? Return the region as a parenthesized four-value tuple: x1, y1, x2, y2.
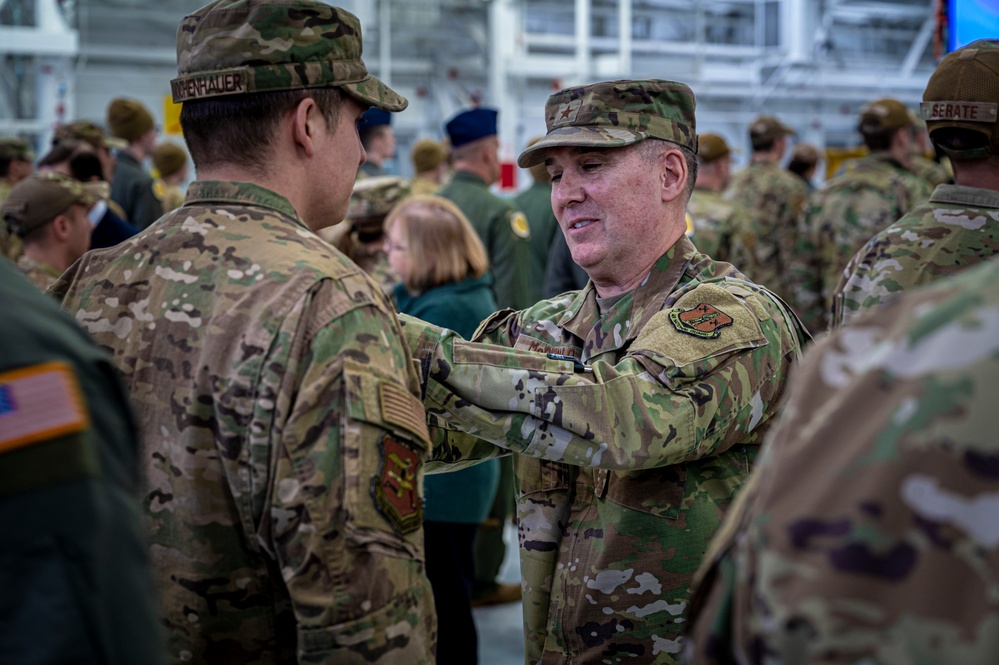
(172, 69, 248, 102)
(920, 101, 999, 123)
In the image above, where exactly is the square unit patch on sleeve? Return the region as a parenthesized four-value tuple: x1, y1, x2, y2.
(0, 362, 89, 454)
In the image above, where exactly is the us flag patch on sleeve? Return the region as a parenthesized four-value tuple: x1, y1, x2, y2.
(0, 362, 89, 454)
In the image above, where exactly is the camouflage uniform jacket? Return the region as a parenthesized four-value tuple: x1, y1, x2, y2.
(439, 170, 535, 310)
(789, 152, 921, 333)
(833, 184, 999, 326)
(686, 187, 735, 261)
(910, 153, 951, 188)
(110, 151, 164, 230)
(723, 161, 809, 302)
(52, 181, 436, 665)
(405, 236, 809, 664)
(685, 255, 999, 665)
(16, 253, 61, 292)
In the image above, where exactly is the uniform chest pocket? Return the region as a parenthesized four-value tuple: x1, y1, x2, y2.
(603, 464, 687, 521)
(342, 363, 430, 563)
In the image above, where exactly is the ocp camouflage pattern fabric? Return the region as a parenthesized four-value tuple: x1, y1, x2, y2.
(686, 255, 999, 665)
(52, 180, 436, 665)
(404, 235, 809, 664)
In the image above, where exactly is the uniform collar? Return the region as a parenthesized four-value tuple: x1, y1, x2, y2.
(558, 236, 695, 359)
(184, 180, 304, 224)
(930, 183, 999, 209)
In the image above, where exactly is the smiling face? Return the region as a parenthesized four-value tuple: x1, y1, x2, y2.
(545, 142, 686, 293)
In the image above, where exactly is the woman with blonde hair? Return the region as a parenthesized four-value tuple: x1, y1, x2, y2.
(384, 194, 500, 665)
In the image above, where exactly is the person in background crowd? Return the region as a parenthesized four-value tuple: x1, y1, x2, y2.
(152, 142, 190, 213)
(358, 107, 397, 178)
(320, 174, 409, 294)
(2, 173, 96, 291)
(106, 97, 163, 228)
(402, 78, 809, 664)
(0, 136, 35, 260)
(409, 138, 449, 195)
(792, 98, 928, 333)
(0, 256, 164, 665)
(515, 136, 562, 305)
(440, 107, 534, 311)
(909, 111, 952, 188)
(686, 132, 737, 259)
(52, 120, 127, 218)
(37, 140, 138, 250)
(786, 141, 821, 191)
(385, 194, 501, 665)
(53, 2, 438, 662)
(834, 39, 999, 326)
(723, 114, 809, 301)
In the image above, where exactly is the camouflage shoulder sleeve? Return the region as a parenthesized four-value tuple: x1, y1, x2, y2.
(686, 257, 999, 664)
(268, 280, 435, 663)
(407, 279, 806, 470)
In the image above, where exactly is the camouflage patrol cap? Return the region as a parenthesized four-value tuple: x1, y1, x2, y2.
(53, 120, 127, 151)
(347, 175, 409, 222)
(858, 98, 911, 135)
(171, 0, 407, 114)
(921, 39, 999, 159)
(3, 172, 100, 237)
(517, 79, 697, 168)
(107, 97, 155, 142)
(697, 133, 731, 163)
(0, 137, 35, 162)
(748, 115, 795, 144)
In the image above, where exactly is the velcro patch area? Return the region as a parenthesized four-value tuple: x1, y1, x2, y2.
(0, 362, 89, 455)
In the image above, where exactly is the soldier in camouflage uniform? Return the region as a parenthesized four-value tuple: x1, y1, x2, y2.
(686, 132, 736, 260)
(685, 252, 999, 665)
(1, 136, 35, 260)
(440, 107, 535, 310)
(723, 115, 809, 302)
(3, 173, 97, 292)
(319, 174, 408, 294)
(834, 39, 999, 327)
(402, 79, 810, 664)
(791, 99, 927, 333)
(909, 112, 952, 188)
(52, 2, 436, 663)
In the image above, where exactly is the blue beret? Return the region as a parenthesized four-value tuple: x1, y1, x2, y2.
(362, 107, 392, 128)
(445, 108, 498, 147)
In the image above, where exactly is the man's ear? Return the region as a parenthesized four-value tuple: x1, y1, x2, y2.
(50, 213, 72, 241)
(660, 149, 688, 203)
(291, 96, 321, 158)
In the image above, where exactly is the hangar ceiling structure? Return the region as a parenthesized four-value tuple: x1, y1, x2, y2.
(1, 0, 939, 175)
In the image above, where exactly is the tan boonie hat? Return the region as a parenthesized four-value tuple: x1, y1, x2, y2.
(858, 98, 911, 134)
(749, 115, 795, 144)
(171, 0, 407, 114)
(107, 97, 155, 142)
(518, 79, 697, 168)
(2, 172, 100, 237)
(348, 175, 409, 221)
(697, 133, 731, 163)
(0, 137, 35, 162)
(921, 39, 999, 159)
(53, 120, 127, 151)
(153, 142, 189, 178)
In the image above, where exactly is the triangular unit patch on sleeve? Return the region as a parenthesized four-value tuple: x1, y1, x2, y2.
(669, 303, 734, 339)
(371, 433, 423, 536)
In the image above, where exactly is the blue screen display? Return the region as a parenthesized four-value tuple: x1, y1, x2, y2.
(949, 0, 999, 51)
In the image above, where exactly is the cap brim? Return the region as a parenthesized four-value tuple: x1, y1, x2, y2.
(343, 75, 408, 113)
(105, 136, 128, 150)
(82, 181, 108, 204)
(517, 126, 647, 168)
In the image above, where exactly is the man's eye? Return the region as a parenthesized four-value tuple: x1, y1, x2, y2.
(549, 172, 562, 183)
(581, 162, 601, 171)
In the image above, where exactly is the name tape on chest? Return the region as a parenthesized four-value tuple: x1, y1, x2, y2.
(920, 101, 998, 124)
(0, 362, 89, 454)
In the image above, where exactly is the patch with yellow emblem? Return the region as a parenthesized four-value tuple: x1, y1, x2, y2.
(372, 434, 423, 535)
(669, 303, 734, 339)
(152, 180, 166, 201)
(511, 212, 531, 239)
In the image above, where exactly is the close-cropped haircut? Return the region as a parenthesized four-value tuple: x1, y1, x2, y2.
(384, 194, 489, 294)
(180, 87, 346, 176)
(636, 138, 698, 204)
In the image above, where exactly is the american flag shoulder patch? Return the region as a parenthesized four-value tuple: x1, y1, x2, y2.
(0, 361, 89, 455)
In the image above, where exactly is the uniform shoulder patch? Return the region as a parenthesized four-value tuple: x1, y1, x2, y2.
(669, 303, 734, 339)
(510, 211, 531, 239)
(0, 361, 89, 455)
(371, 434, 423, 536)
(152, 179, 166, 201)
